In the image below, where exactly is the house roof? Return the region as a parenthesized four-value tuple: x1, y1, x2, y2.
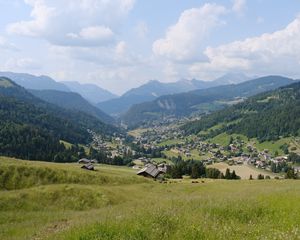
(137, 164, 162, 178)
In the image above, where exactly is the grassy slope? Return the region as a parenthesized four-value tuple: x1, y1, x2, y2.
(158, 139, 184, 146)
(127, 128, 149, 138)
(1, 157, 300, 240)
(0, 157, 148, 190)
(209, 132, 298, 155)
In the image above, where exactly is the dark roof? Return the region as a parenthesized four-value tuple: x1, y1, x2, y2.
(78, 158, 90, 163)
(137, 164, 163, 178)
(81, 163, 94, 170)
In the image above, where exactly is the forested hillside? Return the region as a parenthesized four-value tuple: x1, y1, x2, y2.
(0, 77, 118, 161)
(182, 82, 300, 141)
(30, 89, 114, 124)
(122, 76, 295, 128)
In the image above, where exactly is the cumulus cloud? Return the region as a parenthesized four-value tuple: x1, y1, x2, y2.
(189, 15, 300, 79)
(152, 3, 226, 62)
(7, 0, 55, 37)
(65, 25, 115, 46)
(7, 0, 135, 47)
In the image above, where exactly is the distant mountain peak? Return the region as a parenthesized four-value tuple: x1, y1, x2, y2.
(62, 81, 117, 103)
(214, 72, 252, 85)
(0, 72, 70, 92)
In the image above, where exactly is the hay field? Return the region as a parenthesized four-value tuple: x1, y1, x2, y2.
(0, 157, 299, 240)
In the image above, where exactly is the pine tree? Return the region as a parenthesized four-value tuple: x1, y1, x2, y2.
(231, 170, 237, 179)
(225, 168, 231, 179)
(191, 164, 200, 179)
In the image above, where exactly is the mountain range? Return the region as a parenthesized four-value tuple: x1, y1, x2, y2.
(0, 72, 253, 118)
(0, 72, 69, 92)
(0, 72, 117, 104)
(121, 76, 296, 128)
(97, 73, 251, 116)
(62, 81, 117, 103)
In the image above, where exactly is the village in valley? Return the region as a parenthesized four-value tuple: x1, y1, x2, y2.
(82, 122, 300, 180)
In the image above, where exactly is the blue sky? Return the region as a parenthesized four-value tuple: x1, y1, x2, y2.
(0, 0, 300, 94)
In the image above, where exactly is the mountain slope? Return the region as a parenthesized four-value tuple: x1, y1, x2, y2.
(213, 72, 251, 85)
(97, 79, 214, 115)
(62, 81, 117, 103)
(29, 89, 114, 124)
(182, 81, 300, 141)
(0, 72, 70, 91)
(0, 77, 118, 161)
(97, 73, 252, 116)
(122, 76, 295, 128)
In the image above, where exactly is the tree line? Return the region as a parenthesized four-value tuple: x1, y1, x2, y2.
(167, 158, 240, 180)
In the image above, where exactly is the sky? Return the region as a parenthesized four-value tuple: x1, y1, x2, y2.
(0, 0, 300, 95)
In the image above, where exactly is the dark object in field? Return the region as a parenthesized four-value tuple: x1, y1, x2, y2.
(192, 181, 199, 183)
(81, 164, 94, 171)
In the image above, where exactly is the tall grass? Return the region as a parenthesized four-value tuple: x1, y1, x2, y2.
(0, 157, 148, 190)
(0, 157, 299, 240)
(60, 181, 300, 240)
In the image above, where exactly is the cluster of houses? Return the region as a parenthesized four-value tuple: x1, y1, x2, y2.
(88, 129, 107, 151)
(132, 125, 184, 147)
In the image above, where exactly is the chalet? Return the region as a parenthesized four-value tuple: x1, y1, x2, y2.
(137, 163, 165, 179)
(81, 163, 94, 171)
(78, 158, 91, 164)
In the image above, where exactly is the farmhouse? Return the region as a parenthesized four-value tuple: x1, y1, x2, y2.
(137, 163, 165, 179)
(78, 158, 98, 164)
(78, 158, 90, 164)
(81, 163, 94, 171)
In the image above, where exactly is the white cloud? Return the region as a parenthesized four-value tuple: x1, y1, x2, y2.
(7, 0, 55, 37)
(7, 0, 135, 47)
(65, 25, 115, 46)
(152, 3, 226, 62)
(232, 0, 246, 15)
(189, 15, 300, 79)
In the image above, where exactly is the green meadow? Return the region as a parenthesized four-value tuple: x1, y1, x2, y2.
(0, 157, 300, 240)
